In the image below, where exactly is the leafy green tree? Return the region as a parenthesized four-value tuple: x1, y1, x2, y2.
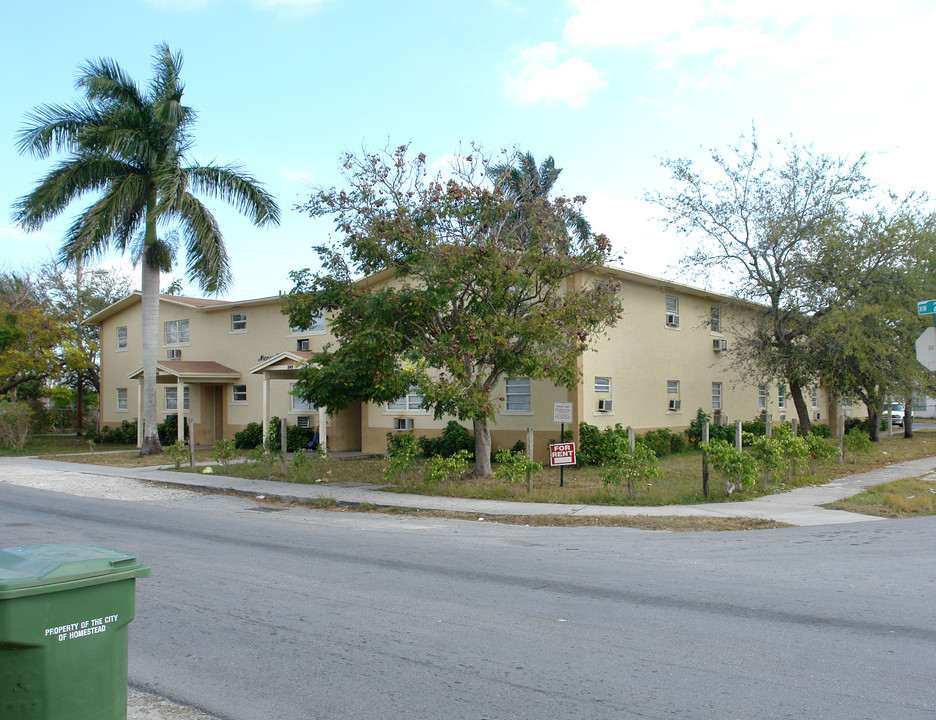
(286, 145, 622, 476)
(12, 43, 280, 454)
(647, 130, 873, 434)
(0, 271, 62, 396)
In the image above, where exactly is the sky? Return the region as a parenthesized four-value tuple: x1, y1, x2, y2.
(3, 0, 935, 300)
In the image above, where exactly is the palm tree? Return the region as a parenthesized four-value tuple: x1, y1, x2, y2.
(12, 43, 280, 454)
(488, 151, 592, 243)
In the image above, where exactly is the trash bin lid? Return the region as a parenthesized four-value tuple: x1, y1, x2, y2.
(0, 544, 151, 599)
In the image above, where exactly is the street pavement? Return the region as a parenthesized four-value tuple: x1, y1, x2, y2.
(6, 450, 936, 719)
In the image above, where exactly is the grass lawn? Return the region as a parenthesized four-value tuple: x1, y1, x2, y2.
(16, 429, 936, 512)
(825, 476, 936, 518)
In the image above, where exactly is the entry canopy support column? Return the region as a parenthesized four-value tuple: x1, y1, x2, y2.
(177, 378, 185, 443)
(136, 381, 143, 448)
(262, 370, 271, 445)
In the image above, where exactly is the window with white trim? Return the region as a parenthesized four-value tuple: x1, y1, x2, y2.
(758, 385, 767, 410)
(710, 306, 721, 333)
(117, 388, 128, 411)
(811, 388, 818, 408)
(231, 313, 247, 332)
(117, 326, 128, 350)
(594, 376, 611, 393)
(290, 314, 325, 334)
(291, 383, 315, 411)
(164, 319, 189, 346)
(505, 377, 531, 412)
(232, 385, 247, 403)
(667, 380, 679, 394)
(165, 386, 190, 412)
(665, 296, 679, 327)
(778, 387, 786, 409)
(388, 390, 423, 411)
(712, 382, 722, 411)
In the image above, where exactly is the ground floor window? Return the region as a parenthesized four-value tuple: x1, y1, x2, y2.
(291, 383, 315, 411)
(117, 388, 128, 411)
(712, 382, 722, 411)
(165, 386, 190, 412)
(505, 377, 531, 412)
(232, 385, 247, 403)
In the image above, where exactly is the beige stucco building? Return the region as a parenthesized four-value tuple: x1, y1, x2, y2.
(86, 266, 835, 463)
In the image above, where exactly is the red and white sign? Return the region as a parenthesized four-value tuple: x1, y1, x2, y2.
(549, 442, 576, 467)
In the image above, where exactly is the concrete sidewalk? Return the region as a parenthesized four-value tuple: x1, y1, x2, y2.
(17, 452, 936, 527)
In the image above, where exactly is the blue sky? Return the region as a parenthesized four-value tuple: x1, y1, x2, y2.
(3, 0, 934, 299)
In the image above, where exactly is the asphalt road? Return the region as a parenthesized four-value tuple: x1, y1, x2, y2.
(1, 483, 934, 719)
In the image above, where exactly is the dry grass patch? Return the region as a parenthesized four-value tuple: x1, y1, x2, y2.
(825, 476, 936, 518)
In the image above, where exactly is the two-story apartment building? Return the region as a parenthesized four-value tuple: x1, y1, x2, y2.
(86, 265, 834, 463)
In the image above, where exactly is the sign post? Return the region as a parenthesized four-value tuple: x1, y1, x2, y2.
(551, 402, 575, 487)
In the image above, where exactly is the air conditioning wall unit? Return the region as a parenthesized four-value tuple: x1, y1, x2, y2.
(598, 399, 613, 412)
(297, 416, 311, 428)
(393, 417, 414, 431)
(296, 339, 310, 351)
(668, 399, 681, 411)
(714, 413, 729, 426)
(665, 312, 680, 327)
(713, 338, 727, 352)
(167, 349, 181, 360)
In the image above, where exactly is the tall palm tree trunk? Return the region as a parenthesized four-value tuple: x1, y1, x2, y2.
(140, 237, 162, 455)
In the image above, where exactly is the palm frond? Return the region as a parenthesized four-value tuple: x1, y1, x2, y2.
(186, 164, 281, 227)
(57, 176, 148, 262)
(77, 56, 145, 112)
(175, 193, 231, 293)
(15, 102, 104, 158)
(12, 156, 137, 230)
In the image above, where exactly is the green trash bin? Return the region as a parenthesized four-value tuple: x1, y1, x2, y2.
(0, 543, 151, 720)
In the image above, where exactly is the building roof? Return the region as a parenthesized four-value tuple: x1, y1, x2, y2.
(128, 360, 241, 383)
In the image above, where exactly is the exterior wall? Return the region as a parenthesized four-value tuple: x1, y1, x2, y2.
(93, 266, 843, 457)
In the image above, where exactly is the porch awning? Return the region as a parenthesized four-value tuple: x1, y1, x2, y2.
(129, 360, 241, 384)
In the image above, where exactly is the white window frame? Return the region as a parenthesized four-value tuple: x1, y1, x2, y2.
(710, 306, 721, 333)
(289, 314, 325, 335)
(231, 312, 247, 333)
(165, 386, 190, 412)
(811, 388, 818, 408)
(116, 387, 128, 412)
(667, 380, 679, 395)
(712, 382, 723, 411)
(232, 385, 248, 404)
(290, 383, 315, 412)
(116, 326, 128, 351)
(665, 295, 680, 328)
(505, 377, 532, 413)
(758, 385, 767, 411)
(387, 390, 424, 412)
(164, 319, 190, 346)
(594, 376, 611, 394)
(778, 387, 786, 410)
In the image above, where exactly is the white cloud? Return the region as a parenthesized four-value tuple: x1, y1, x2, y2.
(503, 42, 606, 107)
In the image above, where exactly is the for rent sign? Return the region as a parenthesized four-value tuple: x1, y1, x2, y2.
(549, 442, 576, 467)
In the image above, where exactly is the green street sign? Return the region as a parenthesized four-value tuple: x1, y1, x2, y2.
(918, 300, 936, 315)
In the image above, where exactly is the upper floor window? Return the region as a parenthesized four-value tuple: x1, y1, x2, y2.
(164, 319, 189, 346)
(665, 296, 680, 328)
(116, 326, 128, 350)
(710, 306, 721, 333)
(667, 380, 680, 394)
(811, 388, 819, 408)
(388, 390, 423, 412)
(594, 377, 611, 393)
(231, 313, 247, 332)
(778, 387, 786, 409)
(505, 377, 531, 412)
(290, 314, 325, 334)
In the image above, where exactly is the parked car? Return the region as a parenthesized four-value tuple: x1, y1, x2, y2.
(884, 402, 912, 427)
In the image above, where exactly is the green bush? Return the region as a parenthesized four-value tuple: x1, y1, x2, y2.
(602, 434, 661, 499)
(263, 418, 318, 452)
(700, 438, 759, 494)
(494, 448, 542, 486)
(424, 449, 471, 484)
(844, 426, 873, 455)
(640, 428, 686, 457)
(92, 419, 138, 445)
(234, 421, 264, 449)
(577, 422, 630, 466)
(212, 437, 236, 465)
(811, 423, 832, 438)
(418, 421, 474, 458)
(165, 439, 190, 468)
(157, 414, 189, 446)
(384, 431, 419, 483)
